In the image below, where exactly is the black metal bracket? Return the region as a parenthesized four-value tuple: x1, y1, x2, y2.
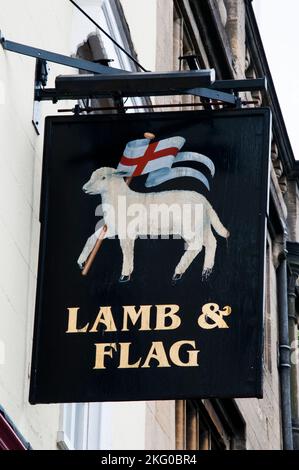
(0, 32, 129, 75)
(186, 87, 238, 105)
(49, 70, 216, 101)
(0, 33, 267, 108)
(179, 54, 201, 71)
(32, 59, 50, 133)
(35, 59, 49, 88)
(48, 74, 266, 107)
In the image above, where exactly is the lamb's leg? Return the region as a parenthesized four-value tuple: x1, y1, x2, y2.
(77, 227, 106, 269)
(119, 238, 135, 282)
(202, 230, 217, 278)
(172, 240, 202, 281)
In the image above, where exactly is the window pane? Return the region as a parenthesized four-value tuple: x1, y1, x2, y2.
(74, 403, 87, 450)
(64, 404, 73, 442)
(87, 403, 102, 450)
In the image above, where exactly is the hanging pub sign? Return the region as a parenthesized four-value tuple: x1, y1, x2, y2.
(29, 108, 271, 404)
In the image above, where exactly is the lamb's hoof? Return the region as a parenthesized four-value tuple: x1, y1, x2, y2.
(119, 275, 131, 283)
(202, 269, 212, 280)
(172, 273, 183, 285)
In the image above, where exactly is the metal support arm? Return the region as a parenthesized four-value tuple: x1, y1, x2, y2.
(0, 32, 128, 75)
(0, 33, 267, 107)
(212, 78, 267, 92)
(187, 88, 237, 105)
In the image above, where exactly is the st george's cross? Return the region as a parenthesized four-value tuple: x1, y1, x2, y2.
(117, 135, 215, 190)
(118, 138, 182, 176)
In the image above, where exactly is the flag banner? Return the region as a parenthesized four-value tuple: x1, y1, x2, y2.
(145, 165, 211, 190)
(117, 136, 185, 176)
(117, 137, 215, 189)
(30, 109, 271, 404)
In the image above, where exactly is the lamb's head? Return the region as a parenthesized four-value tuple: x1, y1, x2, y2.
(83, 167, 126, 195)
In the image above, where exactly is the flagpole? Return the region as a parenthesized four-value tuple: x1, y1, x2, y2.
(81, 132, 156, 277)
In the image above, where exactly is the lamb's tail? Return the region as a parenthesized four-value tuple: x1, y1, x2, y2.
(208, 205, 230, 238)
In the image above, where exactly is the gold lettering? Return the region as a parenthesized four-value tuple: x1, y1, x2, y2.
(142, 341, 171, 368)
(118, 342, 142, 368)
(93, 343, 117, 369)
(155, 304, 181, 330)
(90, 307, 117, 332)
(170, 340, 199, 367)
(122, 305, 151, 331)
(198, 303, 232, 329)
(66, 307, 89, 333)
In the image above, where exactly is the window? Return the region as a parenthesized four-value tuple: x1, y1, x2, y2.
(72, 0, 147, 113)
(176, 399, 246, 450)
(173, 5, 196, 71)
(58, 403, 102, 450)
(173, 5, 196, 110)
(100, 0, 138, 72)
(172, 3, 210, 111)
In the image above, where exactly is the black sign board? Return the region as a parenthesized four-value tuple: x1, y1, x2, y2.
(30, 109, 271, 403)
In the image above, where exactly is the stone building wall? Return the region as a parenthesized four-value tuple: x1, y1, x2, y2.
(123, 0, 292, 450)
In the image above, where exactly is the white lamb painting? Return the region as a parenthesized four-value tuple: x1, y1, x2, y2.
(77, 135, 230, 282)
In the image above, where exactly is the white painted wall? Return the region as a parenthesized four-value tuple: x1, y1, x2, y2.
(100, 402, 146, 450)
(0, 0, 150, 451)
(120, 0, 158, 71)
(0, 0, 81, 450)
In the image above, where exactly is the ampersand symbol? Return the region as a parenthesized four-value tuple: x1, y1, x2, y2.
(198, 303, 232, 329)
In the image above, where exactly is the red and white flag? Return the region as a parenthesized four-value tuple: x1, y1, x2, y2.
(117, 136, 215, 190)
(117, 137, 185, 177)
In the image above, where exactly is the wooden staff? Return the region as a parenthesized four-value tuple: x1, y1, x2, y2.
(82, 224, 108, 276)
(82, 132, 156, 276)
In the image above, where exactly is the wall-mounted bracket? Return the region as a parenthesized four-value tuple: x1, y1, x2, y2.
(0, 33, 267, 109)
(32, 59, 50, 134)
(35, 59, 49, 88)
(41, 73, 265, 108)
(185, 87, 238, 105)
(0, 32, 129, 75)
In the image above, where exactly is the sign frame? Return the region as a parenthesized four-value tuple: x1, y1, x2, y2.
(30, 108, 271, 404)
